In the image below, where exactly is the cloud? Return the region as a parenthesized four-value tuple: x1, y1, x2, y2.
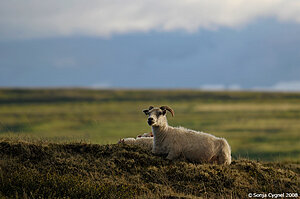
(54, 57, 77, 68)
(227, 84, 242, 91)
(199, 84, 242, 91)
(254, 81, 300, 91)
(199, 84, 226, 91)
(1, 0, 300, 39)
(201, 81, 300, 92)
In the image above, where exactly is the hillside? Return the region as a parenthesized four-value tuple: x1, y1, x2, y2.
(0, 139, 299, 198)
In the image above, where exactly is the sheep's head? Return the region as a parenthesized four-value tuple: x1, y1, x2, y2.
(142, 106, 174, 127)
(118, 138, 125, 144)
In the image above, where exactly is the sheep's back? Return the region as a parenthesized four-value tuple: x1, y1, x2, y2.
(168, 127, 222, 162)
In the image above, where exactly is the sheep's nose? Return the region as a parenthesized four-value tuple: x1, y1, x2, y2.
(147, 118, 154, 125)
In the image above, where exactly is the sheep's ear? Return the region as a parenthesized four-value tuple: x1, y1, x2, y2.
(160, 106, 167, 115)
(143, 109, 149, 115)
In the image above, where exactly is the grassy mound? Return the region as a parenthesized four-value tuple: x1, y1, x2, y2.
(0, 140, 299, 198)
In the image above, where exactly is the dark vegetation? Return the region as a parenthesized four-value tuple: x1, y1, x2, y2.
(0, 139, 299, 198)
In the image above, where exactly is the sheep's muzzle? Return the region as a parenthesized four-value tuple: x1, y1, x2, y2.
(147, 118, 154, 126)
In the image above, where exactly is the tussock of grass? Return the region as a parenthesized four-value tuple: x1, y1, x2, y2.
(0, 140, 299, 198)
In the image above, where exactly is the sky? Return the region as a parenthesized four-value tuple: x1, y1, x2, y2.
(0, 0, 300, 91)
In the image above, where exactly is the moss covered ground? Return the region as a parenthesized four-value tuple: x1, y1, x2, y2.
(0, 139, 299, 198)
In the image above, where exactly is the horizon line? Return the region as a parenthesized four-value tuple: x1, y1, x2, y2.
(0, 86, 299, 93)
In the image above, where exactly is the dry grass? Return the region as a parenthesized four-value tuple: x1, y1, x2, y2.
(0, 139, 299, 198)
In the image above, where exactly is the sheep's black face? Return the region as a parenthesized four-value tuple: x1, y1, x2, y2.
(147, 117, 155, 126)
(143, 106, 167, 127)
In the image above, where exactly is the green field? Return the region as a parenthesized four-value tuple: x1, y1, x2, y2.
(0, 88, 300, 161)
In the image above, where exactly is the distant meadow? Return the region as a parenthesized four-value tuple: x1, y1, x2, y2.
(0, 89, 299, 162)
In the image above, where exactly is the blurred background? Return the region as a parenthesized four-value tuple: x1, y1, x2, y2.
(0, 0, 299, 161)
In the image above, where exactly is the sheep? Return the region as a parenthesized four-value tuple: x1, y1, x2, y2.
(118, 137, 153, 151)
(142, 105, 231, 165)
(137, 131, 153, 138)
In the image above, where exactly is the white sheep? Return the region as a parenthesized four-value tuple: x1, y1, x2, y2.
(137, 131, 153, 138)
(143, 106, 231, 165)
(118, 137, 153, 151)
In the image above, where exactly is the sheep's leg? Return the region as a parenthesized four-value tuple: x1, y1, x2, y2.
(217, 139, 232, 165)
(152, 146, 165, 155)
(217, 151, 231, 165)
(152, 146, 159, 154)
(166, 150, 180, 160)
(209, 155, 218, 164)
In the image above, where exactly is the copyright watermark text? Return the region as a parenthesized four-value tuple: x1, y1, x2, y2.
(248, 193, 298, 198)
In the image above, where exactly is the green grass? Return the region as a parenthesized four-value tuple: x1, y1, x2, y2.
(0, 139, 299, 198)
(0, 88, 300, 161)
(0, 89, 299, 198)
